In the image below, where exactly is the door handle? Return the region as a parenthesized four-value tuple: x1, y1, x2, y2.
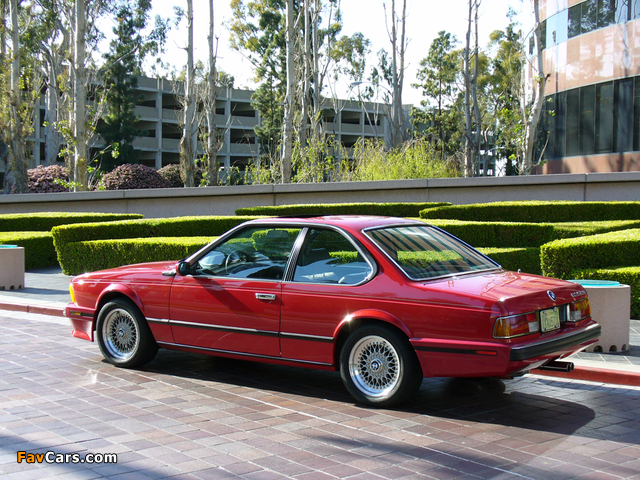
(255, 293, 277, 301)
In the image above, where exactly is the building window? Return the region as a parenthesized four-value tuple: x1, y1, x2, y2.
(540, 77, 640, 159)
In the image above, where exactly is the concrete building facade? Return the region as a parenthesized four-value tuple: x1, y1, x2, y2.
(535, 0, 640, 173)
(28, 76, 397, 177)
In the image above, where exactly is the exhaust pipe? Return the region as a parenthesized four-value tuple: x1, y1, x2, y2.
(538, 361, 575, 372)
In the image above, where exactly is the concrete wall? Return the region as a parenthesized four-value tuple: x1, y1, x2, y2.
(0, 172, 639, 218)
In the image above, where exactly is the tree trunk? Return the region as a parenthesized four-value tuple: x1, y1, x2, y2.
(73, 0, 88, 191)
(180, 0, 196, 187)
(473, 0, 482, 176)
(522, 0, 546, 174)
(463, 0, 474, 177)
(9, 0, 28, 193)
(281, 0, 294, 183)
(205, 0, 218, 186)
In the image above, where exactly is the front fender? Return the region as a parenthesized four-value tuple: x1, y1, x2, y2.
(97, 284, 145, 316)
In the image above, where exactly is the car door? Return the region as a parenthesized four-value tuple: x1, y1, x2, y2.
(280, 227, 375, 365)
(169, 226, 301, 358)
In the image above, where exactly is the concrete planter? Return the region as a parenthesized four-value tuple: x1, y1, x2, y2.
(572, 280, 630, 353)
(0, 245, 24, 290)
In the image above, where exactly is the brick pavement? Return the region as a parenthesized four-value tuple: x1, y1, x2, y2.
(1, 311, 640, 479)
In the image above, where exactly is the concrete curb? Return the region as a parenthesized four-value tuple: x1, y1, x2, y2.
(0, 300, 65, 318)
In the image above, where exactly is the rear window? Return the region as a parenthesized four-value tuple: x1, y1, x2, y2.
(366, 225, 499, 280)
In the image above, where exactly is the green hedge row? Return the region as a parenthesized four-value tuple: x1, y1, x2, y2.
(0, 212, 143, 231)
(552, 220, 640, 239)
(425, 219, 555, 248)
(477, 247, 542, 275)
(420, 201, 640, 223)
(0, 232, 56, 269)
(569, 267, 640, 319)
(541, 229, 640, 279)
(235, 202, 450, 217)
(62, 237, 216, 274)
(53, 216, 257, 275)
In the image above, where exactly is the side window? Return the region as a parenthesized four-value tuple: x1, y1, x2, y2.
(293, 228, 372, 285)
(195, 226, 301, 280)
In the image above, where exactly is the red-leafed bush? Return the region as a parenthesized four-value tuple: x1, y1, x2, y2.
(101, 164, 170, 190)
(23, 165, 70, 193)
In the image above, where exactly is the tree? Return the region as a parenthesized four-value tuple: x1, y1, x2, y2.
(230, 0, 370, 182)
(281, 0, 293, 183)
(412, 31, 459, 161)
(521, 0, 546, 174)
(203, 0, 219, 186)
(177, 0, 197, 187)
(487, 9, 524, 175)
(97, 0, 167, 171)
(386, 0, 407, 147)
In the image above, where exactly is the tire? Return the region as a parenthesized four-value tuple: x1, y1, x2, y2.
(96, 298, 158, 368)
(340, 325, 422, 407)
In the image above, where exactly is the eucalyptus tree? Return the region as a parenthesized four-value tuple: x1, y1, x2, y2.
(230, 0, 370, 182)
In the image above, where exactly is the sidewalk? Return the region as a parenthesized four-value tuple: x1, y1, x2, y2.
(1, 266, 639, 387)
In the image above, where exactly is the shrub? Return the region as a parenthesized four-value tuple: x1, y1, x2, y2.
(52, 215, 257, 274)
(351, 138, 459, 181)
(569, 266, 640, 319)
(477, 247, 542, 275)
(0, 213, 143, 232)
(420, 201, 640, 223)
(65, 236, 216, 273)
(236, 202, 450, 218)
(24, 165, 70, 193)
(101, 164, 170, 190)
(540, 229, 640, 279)
(158, 163, 183, 188)
(0, 232, 56, 269)
(552, 220, 640, 239)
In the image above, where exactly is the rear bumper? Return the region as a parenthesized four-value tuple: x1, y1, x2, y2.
(412, 321, 601, 378)
(510, 323, 601, 361)
(65, 303, 96, 342)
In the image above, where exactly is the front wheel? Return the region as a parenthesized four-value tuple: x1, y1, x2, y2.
(340, 325, 422, 407)
(96, 298, 158, 368)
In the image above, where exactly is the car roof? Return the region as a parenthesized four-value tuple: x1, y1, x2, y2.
(246, 215, 421, 232)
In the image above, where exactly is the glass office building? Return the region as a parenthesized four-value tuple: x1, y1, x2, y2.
(534, 0, 640, 173)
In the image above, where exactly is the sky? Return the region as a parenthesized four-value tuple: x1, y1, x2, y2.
(119, 0, 530, 106)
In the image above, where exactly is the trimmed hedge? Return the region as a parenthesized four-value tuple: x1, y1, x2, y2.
(0, 232, 56, 269)
(420, 201, 640, 223)
(541, 229, 640, 279)
(569, 266, 640, 319)
(477, 247, 542, 275)
(424, 219, 555, 248)
(551, 220, 640, 239)
(235, 202, 450, 218)
(0, 212, 143, 232)
(53, 216, 257, 275)
(64, 237, 216, 273)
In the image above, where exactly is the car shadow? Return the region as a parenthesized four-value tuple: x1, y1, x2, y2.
(125, 349, 635, 443)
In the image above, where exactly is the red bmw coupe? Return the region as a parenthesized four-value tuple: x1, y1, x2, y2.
(65, 216, 600, 406)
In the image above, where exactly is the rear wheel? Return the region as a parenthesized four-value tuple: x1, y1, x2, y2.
(340, 325, 422, 407)
(96, 298, 158, 368)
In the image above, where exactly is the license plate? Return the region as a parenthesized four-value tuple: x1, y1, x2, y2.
(540, 307, 560, 333)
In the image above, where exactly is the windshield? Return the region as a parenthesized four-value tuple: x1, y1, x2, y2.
(366, 225, 499, 280)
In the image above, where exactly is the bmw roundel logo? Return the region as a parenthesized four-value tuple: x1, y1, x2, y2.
(547, 290, 556, 302)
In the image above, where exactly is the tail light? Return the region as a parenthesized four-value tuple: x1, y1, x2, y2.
(569, 298, 591, 322)
(493, 312, 539, 338)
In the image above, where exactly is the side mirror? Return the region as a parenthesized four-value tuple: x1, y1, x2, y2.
(177, 261, 193, 276)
